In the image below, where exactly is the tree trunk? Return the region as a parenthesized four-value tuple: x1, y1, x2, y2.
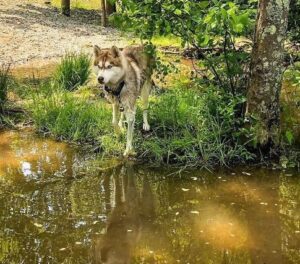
(246, 0, 290, 149)
(61, 0, 70, 16)
(106, 0, 116, 16)
(101, 0, 107, 27)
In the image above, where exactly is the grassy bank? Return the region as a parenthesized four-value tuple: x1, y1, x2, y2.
(5, 52, 250, 169)
(26, 83, 253, 168)
(5, 52, 300, 169)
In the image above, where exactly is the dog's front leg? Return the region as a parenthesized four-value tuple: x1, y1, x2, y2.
(112, 103, 119, 127)
(118, 112, 125, 130)
(124, 109, 136, 157)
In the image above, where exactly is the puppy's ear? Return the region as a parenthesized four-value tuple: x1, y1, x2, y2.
(111, 46, 120, 58)
(94, 45, 101, 57)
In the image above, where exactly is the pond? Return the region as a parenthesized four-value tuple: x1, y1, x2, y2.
(0, 130, 299, 263)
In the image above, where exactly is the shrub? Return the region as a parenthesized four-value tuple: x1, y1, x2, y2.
(54, 52, 91, 91)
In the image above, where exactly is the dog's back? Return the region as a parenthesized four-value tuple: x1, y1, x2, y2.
(122, 45, 153, 79)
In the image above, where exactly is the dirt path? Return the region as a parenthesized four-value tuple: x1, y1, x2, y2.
(0, 0, 128, 69)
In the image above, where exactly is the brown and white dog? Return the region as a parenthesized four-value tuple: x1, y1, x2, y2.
(93, 45, 153, 157)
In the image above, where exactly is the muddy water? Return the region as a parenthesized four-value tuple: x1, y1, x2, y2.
(0, 131, 299, 264)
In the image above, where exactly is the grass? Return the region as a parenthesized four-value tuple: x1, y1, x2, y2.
(50, 0, 100, 10)
(54, 52, 91, 91)
(0, 64, 10, 113)
(9, 51, 300, 169)
(30, 87, 111, 143)
(25, 74, 253, 168)
(152, 35, 182, 48)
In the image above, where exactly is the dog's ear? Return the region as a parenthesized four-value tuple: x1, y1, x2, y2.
(94, 45, 101, 57)
(111, 46, 121, 58)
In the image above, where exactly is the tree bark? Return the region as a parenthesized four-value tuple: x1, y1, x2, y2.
(61, 0, 70, 16)
(246, 0, 290, 149)
(101, 0, 107, 27)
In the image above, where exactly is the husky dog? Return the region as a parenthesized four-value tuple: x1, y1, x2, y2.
(93, 45, 153, 157)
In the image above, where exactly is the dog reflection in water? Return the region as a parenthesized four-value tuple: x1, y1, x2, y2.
(91, 166, 155, 264)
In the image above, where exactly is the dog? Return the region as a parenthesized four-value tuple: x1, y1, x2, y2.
(93, 45, 154, 157)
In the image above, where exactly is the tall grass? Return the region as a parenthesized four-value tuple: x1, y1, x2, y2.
(54, 52, 91, 91)
(30, 87, 111, 144)
(135, 87, 253, 167)
(28, 81, 253, 168)
(0, 64, 10, 113)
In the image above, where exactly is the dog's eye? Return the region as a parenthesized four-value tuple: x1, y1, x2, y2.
(107, 65, 112, 69)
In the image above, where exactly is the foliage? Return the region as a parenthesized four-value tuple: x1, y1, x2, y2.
(0, 64, 10, 112)
(54, 52, 91, 91)
(288, 0, 300, 41)
(114, 0, 255, 94)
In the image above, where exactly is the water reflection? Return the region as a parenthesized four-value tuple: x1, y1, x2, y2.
(0, 131, 299, 263)
(0, 130, 80, 182)
(92, 165, 155, 264)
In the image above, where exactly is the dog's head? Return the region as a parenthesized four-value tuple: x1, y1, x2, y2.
(93, 45, 125, 86)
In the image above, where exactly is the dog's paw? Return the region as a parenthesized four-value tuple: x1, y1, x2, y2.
(143, 123, 150, 131)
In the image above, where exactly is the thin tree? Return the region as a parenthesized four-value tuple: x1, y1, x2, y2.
(246, 0, 290, 151)
(61, 0, 70, 16)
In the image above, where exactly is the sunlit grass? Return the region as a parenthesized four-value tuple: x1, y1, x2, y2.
(152, 35, 182, 48)
(50, 0, 100, 10)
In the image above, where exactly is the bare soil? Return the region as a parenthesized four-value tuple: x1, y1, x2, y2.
(0, 0, 128, 70)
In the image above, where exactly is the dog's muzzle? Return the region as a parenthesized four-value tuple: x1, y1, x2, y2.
(98, 76, 104, 84)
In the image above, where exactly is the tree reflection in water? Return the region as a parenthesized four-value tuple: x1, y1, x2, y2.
(0, 131, 299, 263)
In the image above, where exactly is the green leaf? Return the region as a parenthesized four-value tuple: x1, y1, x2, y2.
(285, 130, 294, 144)
(174, 9, 182, 16)
(199, 1, 209, 9)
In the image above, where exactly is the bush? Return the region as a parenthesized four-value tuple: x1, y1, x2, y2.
(0, 64, 10, 112)
(54, 52, 91, 91)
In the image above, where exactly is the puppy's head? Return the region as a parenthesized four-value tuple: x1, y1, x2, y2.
(93, 45, 124, 86)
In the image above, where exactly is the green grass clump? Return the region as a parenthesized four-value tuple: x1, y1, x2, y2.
(54, 52, 91, 91)
(0, 64, 10, 111)
(30, 87, 112, 145)
(135, 87, 253, 167)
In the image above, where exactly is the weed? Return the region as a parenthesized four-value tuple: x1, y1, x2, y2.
(54, 52, 91, 91)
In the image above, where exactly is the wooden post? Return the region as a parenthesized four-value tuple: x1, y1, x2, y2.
(101, 0, 107, 26)
(61, 0, 70, 17)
